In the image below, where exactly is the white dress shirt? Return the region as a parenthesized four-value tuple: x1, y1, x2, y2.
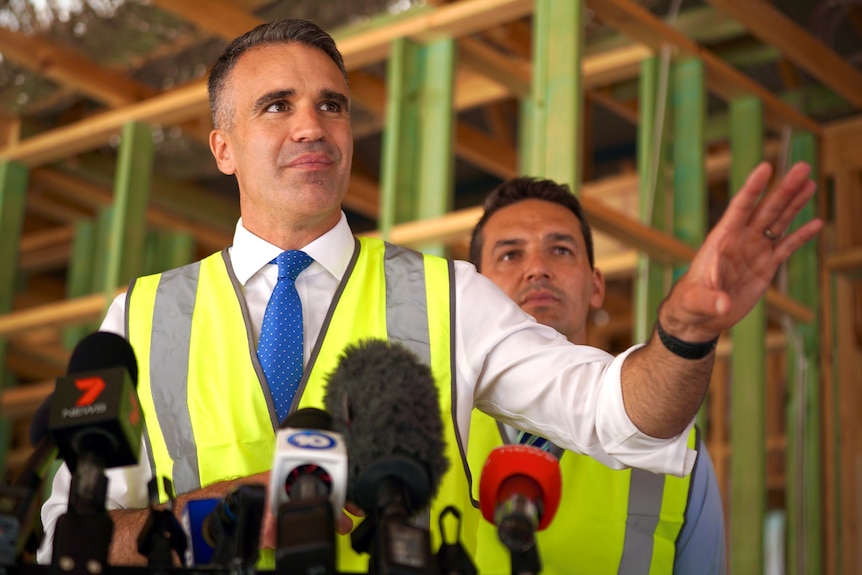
(39, 213, 695, 562)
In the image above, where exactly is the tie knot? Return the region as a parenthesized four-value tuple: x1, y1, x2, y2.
(273, 250, 313, 281)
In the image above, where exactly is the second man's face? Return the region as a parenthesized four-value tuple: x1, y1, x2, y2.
(480, 199, 605, 344)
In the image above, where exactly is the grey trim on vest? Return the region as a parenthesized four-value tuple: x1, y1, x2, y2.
(618, 467, 666, 574)
(292, 237, 362, 415)
(125, 278, 159, 490)
(674, 426, 702, 568)
(220, 249, 279, 428)
(149, 261, 202, 496)
(383, 242, 431, 365)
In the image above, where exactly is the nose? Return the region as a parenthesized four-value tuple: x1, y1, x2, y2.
(523, 251, 552, 282)
(291, 105, 326, 142)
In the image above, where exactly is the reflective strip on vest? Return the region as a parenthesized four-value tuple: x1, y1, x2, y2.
(619, 468, 667, 574)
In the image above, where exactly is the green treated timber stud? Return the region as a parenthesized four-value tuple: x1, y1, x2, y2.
(145, 230, 195, 275)
(102, 121, 153, 316)
(380, 36, 413, 238)
(671, 58, 708, 429)
(92, 207, 115, 333)
(526, 0, 584, 187)
(0, 160, 28, 480)
(729, 95, 765, 575)
(526, 0, 550, 179)
(540, 0, 584, 187)
(785, 130, 821, 575)
(379, 36, 455, 257)
(63, 219, 97, 350)
(417, 39, 456, 224)
(634, 55, 670, 343)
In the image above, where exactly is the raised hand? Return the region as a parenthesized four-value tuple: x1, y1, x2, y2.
(659, 161, 822, 342)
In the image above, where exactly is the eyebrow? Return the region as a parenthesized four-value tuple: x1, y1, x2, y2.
(545, 232, 578, 244)
(491, 232, 578, 251)
(490, 237, 525, 251)
(252, 89, 294, 113)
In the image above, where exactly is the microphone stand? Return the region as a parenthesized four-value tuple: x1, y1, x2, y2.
(207, 484, 265, 573)
(435, 506, 477, 575)
(350, 457, 435, 575)
(137, 478, 187, 567)
(276, 472, 336, 575)
(50, 451, 112, 575)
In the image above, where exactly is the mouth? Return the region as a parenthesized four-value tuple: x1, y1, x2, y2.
(287, 153, 333, 169)
(520, 290, 560, 305)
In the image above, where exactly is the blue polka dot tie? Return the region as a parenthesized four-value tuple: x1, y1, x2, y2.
(257, 250, 313, 423)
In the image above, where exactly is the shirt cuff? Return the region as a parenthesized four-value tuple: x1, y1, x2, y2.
(597, 344, 697, 477)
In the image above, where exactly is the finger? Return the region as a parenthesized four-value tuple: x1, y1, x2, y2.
(345, 501, 365, 517)
(749, 162, 813, 231)
(721, 162, 774, 231)
(762, 179, 816, 238)
(260, 512, 276, 549)
(772, 218, 823, 261)
(336, 510, 355, 535)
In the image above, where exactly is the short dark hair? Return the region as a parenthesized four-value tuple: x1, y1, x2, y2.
(207, 18, 348, 129)
(469, 177, 595, 271)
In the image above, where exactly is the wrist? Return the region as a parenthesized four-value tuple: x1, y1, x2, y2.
(655, 319, 718, 360)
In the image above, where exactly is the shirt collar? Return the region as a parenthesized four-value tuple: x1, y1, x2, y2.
(229, 212, 355, 285)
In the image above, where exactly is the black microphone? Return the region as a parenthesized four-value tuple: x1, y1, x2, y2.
(0, 331, 138, 567)
(270, 407, 347, 575)
(48, 331, 141, 475)
(48, 331, 144, 575)
(200, 484, 265, 569)
(323, 339, 449, 575)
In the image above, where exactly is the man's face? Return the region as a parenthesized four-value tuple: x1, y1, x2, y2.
(209, 43, 353, 243)
(479, 199, 605, 344)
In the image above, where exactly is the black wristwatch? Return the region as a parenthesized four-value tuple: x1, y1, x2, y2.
(656, 319, 718, 360)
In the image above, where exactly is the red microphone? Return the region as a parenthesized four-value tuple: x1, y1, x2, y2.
(478, 444, 562, 552)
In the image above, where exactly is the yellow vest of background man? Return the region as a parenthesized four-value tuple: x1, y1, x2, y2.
(126, 237, 477, 571)
(467, 410, 696, 574)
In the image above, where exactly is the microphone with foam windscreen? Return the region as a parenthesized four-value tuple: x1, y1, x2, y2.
(270, 407, 347, 575)
(478, 444, 562, 575)
(47, 331, 144, 575)
(323, 339, 449, 575)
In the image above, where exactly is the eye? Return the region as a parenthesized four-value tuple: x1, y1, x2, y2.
(551, 246, 573, 256)
(499, 250, 520, 262)
(266, 101, 288, 113)
(320, 100, 343, 113)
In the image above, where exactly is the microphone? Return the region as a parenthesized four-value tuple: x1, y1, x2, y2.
(0, 331, 139, 567)
(270, 407, 347, 575)
(201, 484, 265, 569)
(478, 444, 562, 575)
(323, 339, 449, 575)
(48, 331, 142, 475)
(47, 331, 144, 575)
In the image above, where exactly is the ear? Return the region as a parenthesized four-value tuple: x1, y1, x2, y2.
(589, 267, 606, 310)
(210, 129, 236, 175)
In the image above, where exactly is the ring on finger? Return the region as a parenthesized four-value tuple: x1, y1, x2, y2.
(764, 228, 781, 241)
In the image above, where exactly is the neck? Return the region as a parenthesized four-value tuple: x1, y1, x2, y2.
(244, 211, 340, 251)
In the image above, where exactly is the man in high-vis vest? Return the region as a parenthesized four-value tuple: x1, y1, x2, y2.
(38, 17, 819, 569)
(467, 177, 726, 574)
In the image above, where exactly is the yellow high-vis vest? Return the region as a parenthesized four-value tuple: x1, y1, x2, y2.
(466, 411, 697, 574)
(126, 237, 476, 571)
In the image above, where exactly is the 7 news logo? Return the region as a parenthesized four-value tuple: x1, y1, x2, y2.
(60, 376, 108, 418)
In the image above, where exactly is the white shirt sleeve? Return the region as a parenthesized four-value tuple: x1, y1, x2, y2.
(451, 261, 695, 477)
(37, 293, 153, 564)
